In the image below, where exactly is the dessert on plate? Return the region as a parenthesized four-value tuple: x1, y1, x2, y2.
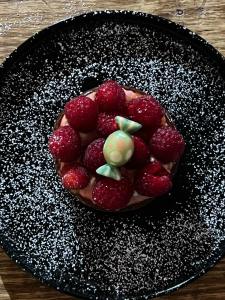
(48, 80, 185, 212)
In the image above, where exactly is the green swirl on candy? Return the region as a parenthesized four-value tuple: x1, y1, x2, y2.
(96, 116, 142, 180)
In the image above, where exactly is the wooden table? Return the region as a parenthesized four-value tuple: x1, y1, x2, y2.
(0, 1, 225, 299)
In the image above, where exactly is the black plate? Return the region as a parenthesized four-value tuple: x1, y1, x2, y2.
(0, 10, 225, 300)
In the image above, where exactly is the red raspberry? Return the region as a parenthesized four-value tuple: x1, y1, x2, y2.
(133, 128, 149, 143)
(126, 95, 163, 128)
(59, 163, 74, 177)
(135, 161, 172, 197)
(126, 136, 149, 168)
(97, 112, 119, 137)
(92, 177, 133, 211)
(149, 127, 185, 163)
(120, 167, 134, 183)
(95, 80, 126, 112)
(140, 160, 170, 176)
(48, 126, 81, 162)
(61, 165, 90, 190)
(134, 127, 157, 143)
(83, 138, 105, 173)
(65, 96, 98, 132)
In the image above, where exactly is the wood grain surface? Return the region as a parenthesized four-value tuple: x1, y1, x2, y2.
(1, 0, 225, 299)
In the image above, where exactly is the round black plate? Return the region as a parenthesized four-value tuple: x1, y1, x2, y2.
(0, 11, 225, 300)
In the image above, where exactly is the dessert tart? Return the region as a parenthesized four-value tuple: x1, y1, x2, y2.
(48, 80, 185, 212)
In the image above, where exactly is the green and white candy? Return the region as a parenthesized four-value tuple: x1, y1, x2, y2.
(96, 116, 142, 180)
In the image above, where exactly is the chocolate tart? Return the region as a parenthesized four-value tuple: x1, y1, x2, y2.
(54, 85, 178, 212)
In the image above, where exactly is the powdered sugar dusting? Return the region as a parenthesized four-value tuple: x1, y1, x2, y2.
(0, 11, 225, 300)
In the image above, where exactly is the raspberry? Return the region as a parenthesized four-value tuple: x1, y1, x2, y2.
(83, 138, 105, 173)
(133, 128, 149, 143)
(126, 136, 149, 168)
(65, 96, 98, 132)
(134, 127, 157, 143)
(126, 95, 163, 128)
(135, 161, 172, 197)
(149, 127, 185, 163)
(92, 177, 133, 211)
(48, 126, 81, 162)
(120, 167, 134, 183)
(95, 80, 126, 112)
(61, 165, 90, 189)
(97, 112, 119, 137)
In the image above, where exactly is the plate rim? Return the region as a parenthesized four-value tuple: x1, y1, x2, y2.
(1, 9, 225, 300)
(1, 10, 225, 78)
